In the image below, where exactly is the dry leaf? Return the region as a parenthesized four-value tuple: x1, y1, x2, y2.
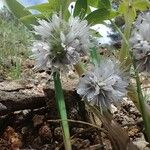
(2, 126, 22, 150)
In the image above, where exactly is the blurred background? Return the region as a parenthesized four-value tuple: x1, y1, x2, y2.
(0, 0, 113, 45)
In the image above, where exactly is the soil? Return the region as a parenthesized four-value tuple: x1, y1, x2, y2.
(0, 59, 150, 150)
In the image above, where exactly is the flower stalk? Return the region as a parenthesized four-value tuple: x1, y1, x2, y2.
(90, 47, 100, 67)
(53, 71, 72, 150)
(118, 0, 134, 62)
(111, 10, 150, 137)
(131, 51, 150, 142)
(119, 21, 132, 61)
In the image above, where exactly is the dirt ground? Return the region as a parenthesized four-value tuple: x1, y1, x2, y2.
(0, 59, 150, 150)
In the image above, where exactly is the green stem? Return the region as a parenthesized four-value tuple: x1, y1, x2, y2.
(90, 47, 100, 67)
(119, 21, 132, 61)
(130, 52, 150, 142)
(110, 20, 132, 67)
(110, 19, 131, 62)
(111, 18, 150, 141)
(110, 20, 129, 48)
(53, 71, 72, 150)
(116, 0, 133, 62)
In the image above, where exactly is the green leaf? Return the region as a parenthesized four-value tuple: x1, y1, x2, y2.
(27, 1, 60, 13)
(20, 13, 49, 28)
(27, 3, 53, 13)
(118, 1, 126, 14)
(48, 0, 70, 19)
(90, 29, 101, 37)
(74, 0, 87, 18)
(85, 8, 111, 25)
(98, 0, 111, 9)
(20, 12, 55, 30)
(20, 15, 37, 29)
(87, 6, 91, 14)
(128, 7, 136, 23)
(4, 0, 31, 18)
(28, 1, 71, 21)
(53, 71, 72, 150)
(109, 10, 119, 18)
(118, 1, 136, 22)
(133, 0, 150, 11)
(4, 0, 37, 29)
(119, 0, 150, 16)
(87, 0, 99, 7)
(70, 0, 99, 8)
(64, 9, 71, 20)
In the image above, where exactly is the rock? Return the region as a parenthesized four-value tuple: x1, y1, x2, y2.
(39, 124, 52, 139)
(22, 59, 34, 69)
(0, 70, 5, 82)
(0, 138, 10, 150)
(72, 138, 90, 149)
(128, 127, 139, 137)
(133, 140, 150, 150)
(32, 115, 45, 127)
(54, 127, 63, 140)
(0, 80, 32, 92)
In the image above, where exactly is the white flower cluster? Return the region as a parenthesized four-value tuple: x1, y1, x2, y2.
(130, 11, 150, 73)
(31, 13, 129, 110)
(77, 59, 128, 109)
(31, 14, 90, 71)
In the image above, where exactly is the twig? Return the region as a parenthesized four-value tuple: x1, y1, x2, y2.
(47, 119, 107, 134)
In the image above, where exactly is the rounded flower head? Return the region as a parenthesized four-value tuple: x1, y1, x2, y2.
(130, 11, 150, 73)
(31, 14, 90, 71)
(76, 59, 128, 110)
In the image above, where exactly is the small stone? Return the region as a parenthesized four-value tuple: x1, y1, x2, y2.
(0, 103, 7, 110)
(39, 124, 52, 138)
(128, 128, 139, 137)
(32, 115, 44, 127)
(54, 127, 63, 141)
(133, 140, 150, 150)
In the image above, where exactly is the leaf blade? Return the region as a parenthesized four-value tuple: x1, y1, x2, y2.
(5, 0, 31, 18)
(98, 0, 111, 9)
(27, 2, 60, 13)
(74, 0, 87, 18)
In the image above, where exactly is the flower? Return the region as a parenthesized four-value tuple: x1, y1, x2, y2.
(130, 11, 150, 73)
(132, 41, 150, 72)
(31, 14, 90, 71)
(76, 59, 128, 109)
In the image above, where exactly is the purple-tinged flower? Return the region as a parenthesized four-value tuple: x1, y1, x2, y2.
(31, 14, 90, 71)
(76, 59, 128, 109)
(130, 11, 150, 73)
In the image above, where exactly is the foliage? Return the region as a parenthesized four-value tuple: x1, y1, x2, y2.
(0, 8, 33, 79)
(4, 0, 150, 148)
(5, 0, 117, 27)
